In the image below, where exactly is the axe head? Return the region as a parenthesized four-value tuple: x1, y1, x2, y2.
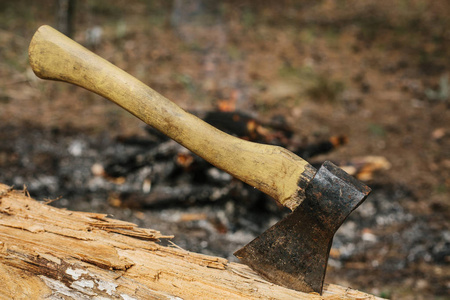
(234, 161, 371, 294)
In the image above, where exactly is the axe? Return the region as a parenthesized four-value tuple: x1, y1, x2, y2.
(28, 25, 371, 294)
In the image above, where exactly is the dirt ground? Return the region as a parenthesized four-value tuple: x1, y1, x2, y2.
(0, 1, 449, 299)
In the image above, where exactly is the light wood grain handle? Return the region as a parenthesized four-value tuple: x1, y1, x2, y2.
(28, 25, 316, 210)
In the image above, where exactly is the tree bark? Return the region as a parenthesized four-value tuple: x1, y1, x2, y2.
(0, 183, 382, 299)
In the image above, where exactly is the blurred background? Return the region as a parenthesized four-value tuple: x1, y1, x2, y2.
(0, 1, 449, 298)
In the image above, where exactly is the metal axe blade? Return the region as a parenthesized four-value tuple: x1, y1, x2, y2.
(234, 161, 371, 294)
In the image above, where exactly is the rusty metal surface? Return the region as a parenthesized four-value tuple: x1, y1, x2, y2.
(234, 161, 371, 294)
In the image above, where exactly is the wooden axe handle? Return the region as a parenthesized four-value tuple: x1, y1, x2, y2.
(29, 25, 315, 210)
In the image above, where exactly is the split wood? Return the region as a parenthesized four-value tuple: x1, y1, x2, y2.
(0, 183, 383, 299)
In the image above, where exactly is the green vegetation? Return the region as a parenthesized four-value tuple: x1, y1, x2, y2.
(425, 74, 449, 102)
(368, 123, 386, 137)
(305, 75, 345, 103)
(278, 63, 345, 103)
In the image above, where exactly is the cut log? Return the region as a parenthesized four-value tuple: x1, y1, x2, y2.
(0, 184, 382, 299)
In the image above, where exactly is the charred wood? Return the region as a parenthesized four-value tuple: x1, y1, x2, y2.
(97, 110, 355, 210)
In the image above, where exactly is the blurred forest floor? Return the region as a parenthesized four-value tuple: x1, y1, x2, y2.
(0, 1, 449, 299)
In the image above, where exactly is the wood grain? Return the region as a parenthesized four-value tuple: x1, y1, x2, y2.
(0, 184, 383, 299)
(28, 25, 316, 210)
